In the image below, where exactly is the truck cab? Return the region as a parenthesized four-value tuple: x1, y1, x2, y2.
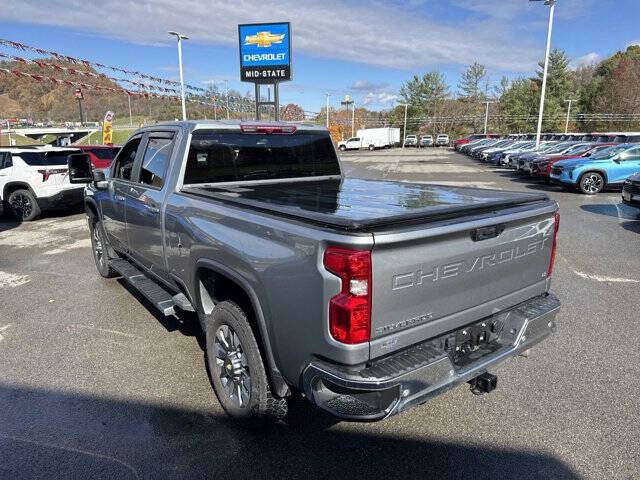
(337, 137, 361, 151)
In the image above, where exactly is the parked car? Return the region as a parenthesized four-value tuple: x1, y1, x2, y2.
(622, 173, 640, 209)
(532, 144, 615, 180)
(76, 145, 121, 169)
(435, 134, 450, 147)
(419, 135, 433, 147)
(404, 134, 418, 147)
(550, 144, 640, 194)
(520, 143, 591, 175)
(0, 146, 84, 221)
(486, 141, 534, 164)
(68, 120, 561, 426)
(453, 133, 496, 151)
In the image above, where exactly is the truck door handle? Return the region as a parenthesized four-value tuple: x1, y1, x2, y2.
(145, 204, 160, 214)
(115, 195, 126, 201)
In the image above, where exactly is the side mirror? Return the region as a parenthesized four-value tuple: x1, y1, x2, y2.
(68, 153, 94, 183)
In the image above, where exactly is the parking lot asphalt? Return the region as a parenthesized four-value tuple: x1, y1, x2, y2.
(1, 147, 639, 480)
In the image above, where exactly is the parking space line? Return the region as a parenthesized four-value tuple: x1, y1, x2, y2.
(574, 271, 639, 283)
(0, 324, 12, 342)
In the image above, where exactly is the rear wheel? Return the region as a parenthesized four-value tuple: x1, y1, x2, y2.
(339, 145, 346, 152)
(89, 219, 118, 278)
(206, 301, 287, 427)
(579, 172, 604, 194)
(8, 189, 41, 221)
(368, 144, 375, 151)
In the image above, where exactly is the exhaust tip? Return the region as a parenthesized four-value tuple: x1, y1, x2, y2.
(468, 372, 498, 396)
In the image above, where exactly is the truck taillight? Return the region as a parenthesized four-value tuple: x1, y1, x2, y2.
(38, 168, 67, 182)
(548, 212, 560, 277)
(324, 247, 371, 344)
(240, 124, 296, 134)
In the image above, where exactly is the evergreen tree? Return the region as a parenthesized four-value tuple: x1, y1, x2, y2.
(458, 62, 487, 100)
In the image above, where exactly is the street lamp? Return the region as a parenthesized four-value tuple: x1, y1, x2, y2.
(531, 0, 556, 148)
(168, 31, 189, 121)
(341, 95, 355, 138)
(564, 99, 575, 134)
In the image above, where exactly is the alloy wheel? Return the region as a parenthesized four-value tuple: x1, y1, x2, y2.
(92, 227, 104, 267)
(10, 193, 32, 220)
(214, 324, 251, 408)
(582, 174, 603, 193)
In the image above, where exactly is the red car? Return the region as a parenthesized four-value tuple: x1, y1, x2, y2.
(76, 145, 120, 169)
(532, 143, 615, 180)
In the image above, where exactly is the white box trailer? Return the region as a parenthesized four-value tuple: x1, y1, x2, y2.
(357, 127, 400, 150)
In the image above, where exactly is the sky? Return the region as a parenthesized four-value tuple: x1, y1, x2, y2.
(1, 0, 639, 113)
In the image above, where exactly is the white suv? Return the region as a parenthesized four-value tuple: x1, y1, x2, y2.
(436, 134, 450, 147)
(0, 146, 84, 221)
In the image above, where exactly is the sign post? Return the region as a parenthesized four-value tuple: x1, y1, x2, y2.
(238, 22, 291, 121)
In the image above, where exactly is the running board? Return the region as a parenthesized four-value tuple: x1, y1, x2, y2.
(111, 259, 178, 316)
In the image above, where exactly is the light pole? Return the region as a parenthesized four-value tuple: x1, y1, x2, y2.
(401, 103, 408, 148)
(564, 99, 575, 134)
(168, 31, 189, 121)
(325, 93, 330, 128)
(340, 96, 354, 138)
(482, 101, 495, 134)
(531, 0, 556, 147)
(351, 99, 356, 138)
(226, 82, 232, 119)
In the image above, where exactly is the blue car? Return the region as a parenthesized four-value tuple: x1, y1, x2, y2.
(550, 144, 640, 194)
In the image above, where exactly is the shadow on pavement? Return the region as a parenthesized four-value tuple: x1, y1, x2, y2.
(0, 218, 22, 233)
(0, 383, 580, 480)
(580, 203, 640, 221)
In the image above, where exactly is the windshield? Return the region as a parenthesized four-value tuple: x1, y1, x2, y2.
(590, 145, 630, 160)
(18, 151, 77, 166)
(183, 130, 341, 184)
(561, 144, 590, 155)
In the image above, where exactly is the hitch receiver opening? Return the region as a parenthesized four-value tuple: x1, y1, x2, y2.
(468, 372, 497, 396)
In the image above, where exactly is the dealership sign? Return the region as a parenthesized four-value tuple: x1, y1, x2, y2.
(238, 22, 291, 83)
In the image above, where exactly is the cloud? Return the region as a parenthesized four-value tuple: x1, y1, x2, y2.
(571, 52, 601, 68)
(351, 80, 389, 91)
(1, 0, 542, 72)
(360, 91, 398, 106)
(626, 40, 640, 49)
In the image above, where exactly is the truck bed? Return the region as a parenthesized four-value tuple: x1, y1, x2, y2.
(182, 178, 550, 231)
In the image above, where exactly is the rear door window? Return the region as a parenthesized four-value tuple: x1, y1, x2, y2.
(18, 151, 75, 166)
(0, 153, 11, 169)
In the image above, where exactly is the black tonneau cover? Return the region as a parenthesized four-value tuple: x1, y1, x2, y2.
(182, 178, 550, 231)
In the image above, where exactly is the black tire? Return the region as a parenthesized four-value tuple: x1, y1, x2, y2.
(205, 301, 287, 427)
(89, 218, 118, 278)
(8, 189, 41, 221)
(368, 144, 375, 151)
(579, 172, 604, 195)
(339, 145, 346, 152)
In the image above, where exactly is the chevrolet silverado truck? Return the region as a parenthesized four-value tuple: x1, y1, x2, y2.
(68, 120, 561, 426)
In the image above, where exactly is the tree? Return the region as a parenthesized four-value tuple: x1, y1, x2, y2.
(458, 62, 487, 100)
(399, 71, 449, 109)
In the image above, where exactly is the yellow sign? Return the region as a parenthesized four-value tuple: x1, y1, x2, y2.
(102, 111, 114, 145)
(244, 31, 285, 48)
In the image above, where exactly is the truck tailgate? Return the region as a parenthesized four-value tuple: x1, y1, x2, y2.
(369, 202, 557, 359)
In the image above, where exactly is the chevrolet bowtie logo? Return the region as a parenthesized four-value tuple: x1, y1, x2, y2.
(244, 31, 285, 48)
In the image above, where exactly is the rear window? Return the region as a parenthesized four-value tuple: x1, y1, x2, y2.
(89, 148, 117, 160)
(18, 151, 76, 166)
(184, 130, 341, 185)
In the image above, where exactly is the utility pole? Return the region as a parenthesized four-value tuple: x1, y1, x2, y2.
(326, 93, 330, 128)
(532, 0, 555, 147)
(168, 31, 189, 121)
(225, 80, 230, 120)
(127, 93, 133, 127)
(483, 101, 495, 134)
(401, 103, 408, 148)
(564, 99, 575, 134)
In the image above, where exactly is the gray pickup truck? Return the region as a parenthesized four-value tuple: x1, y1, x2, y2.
(68, 120, 561, 426)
